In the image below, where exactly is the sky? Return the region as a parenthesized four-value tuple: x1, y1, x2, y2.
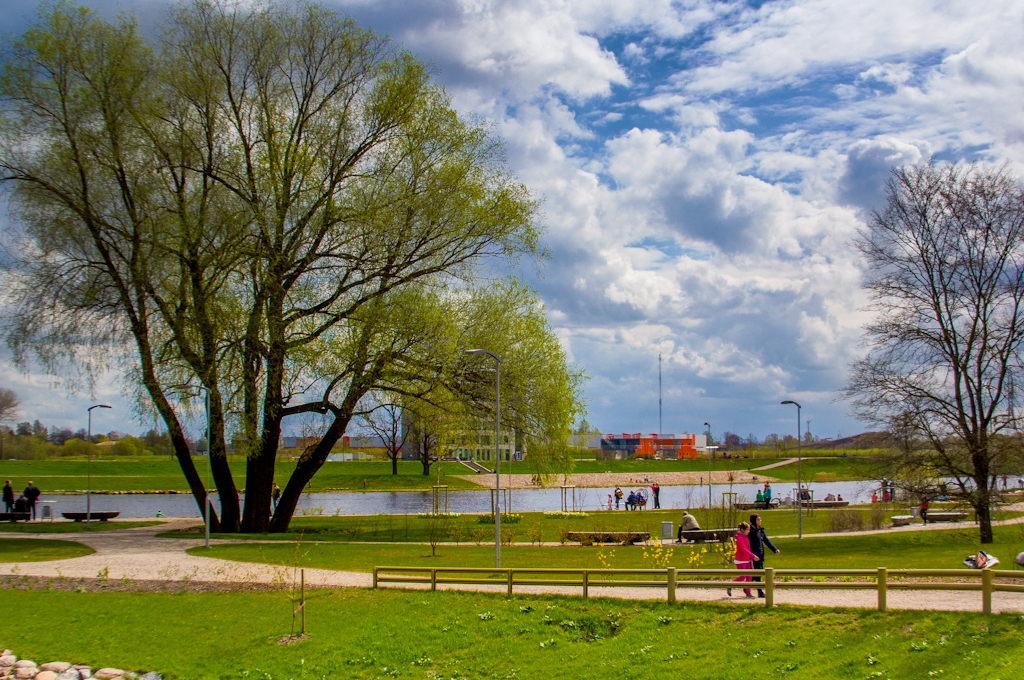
(2, 0, 1023, 441)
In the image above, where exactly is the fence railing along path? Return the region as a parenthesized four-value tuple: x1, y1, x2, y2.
(373, 565, 1024, 615)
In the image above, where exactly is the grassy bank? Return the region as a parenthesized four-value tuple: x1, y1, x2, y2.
(191, 523, 1024, 573)
(0, 537, 94, 562)
(0, 588, 1019, 679)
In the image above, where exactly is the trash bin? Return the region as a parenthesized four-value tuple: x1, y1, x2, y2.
(661, 521, 673, 539)
(39, 501, 55, 521)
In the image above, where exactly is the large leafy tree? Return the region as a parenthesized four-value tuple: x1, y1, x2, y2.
(0, 1, 549, 532)
(845, 162, 1024, 543)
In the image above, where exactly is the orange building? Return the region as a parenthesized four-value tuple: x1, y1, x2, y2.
(600, 433, 705, 460)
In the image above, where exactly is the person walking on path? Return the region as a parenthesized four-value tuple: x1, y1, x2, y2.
(2, 480, 13, 513)
(614, 485, 623, 510)
(272, 482, 281, 511)
(727, 521, 757, 598)
(920, 496, 930, 524)
(748, 513, 780, 598)
(651, 482, 660, 509)
(23, 481, 40, 520)
(763, 482, 772, 505)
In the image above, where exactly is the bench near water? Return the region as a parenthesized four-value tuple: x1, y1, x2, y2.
(0, 512, 30, 523)
(61, 511, 120, 522)
(892, 511, 969, 527)
(566, 531, 650, 546)
(678, 528, 738, 544)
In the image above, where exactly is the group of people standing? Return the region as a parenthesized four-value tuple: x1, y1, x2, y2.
(610, 482, 661, 510)
(3, 480, 41, 519)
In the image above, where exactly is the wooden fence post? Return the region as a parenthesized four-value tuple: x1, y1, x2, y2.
(431, 568, 437, 592)
(982, 568, 993, 615)
(877, 567, 887, 613)
(582, 570, 589, 600)
(372, 567, 378, 589)
(764, 567, 774, 608)
(667, 567, 676, 604)
(507, 569, 514, 597)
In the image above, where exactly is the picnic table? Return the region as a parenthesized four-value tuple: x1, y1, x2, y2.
(566, 531, 649, 546)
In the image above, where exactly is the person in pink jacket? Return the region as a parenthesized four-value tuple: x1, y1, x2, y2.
(727, 521, 759, 598)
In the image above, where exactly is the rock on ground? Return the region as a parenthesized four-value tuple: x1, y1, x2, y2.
(35, 672, 57, 680)
(39, 665, 70, 674)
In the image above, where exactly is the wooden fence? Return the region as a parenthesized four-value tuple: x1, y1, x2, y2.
(372, 565, 1024, 615)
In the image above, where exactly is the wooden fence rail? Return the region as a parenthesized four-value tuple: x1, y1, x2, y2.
(372, 565, 1024, 615)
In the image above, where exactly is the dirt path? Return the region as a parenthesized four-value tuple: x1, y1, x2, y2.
(3, 520, 1024, 614)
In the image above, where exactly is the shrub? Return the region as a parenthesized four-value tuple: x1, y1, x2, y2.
(528, 523, 544, 545)
(478, 513, 521, 524)
(827, 509, 865, 533)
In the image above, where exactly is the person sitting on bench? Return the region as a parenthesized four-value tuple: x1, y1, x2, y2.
(677, 511, 701, 542)
(13, 495, 28, 513)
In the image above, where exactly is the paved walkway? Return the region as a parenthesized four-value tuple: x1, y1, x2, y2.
(750, 458, 799, 470)
(3, 520, 1024, 614)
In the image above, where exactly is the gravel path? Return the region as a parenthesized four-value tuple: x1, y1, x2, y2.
(3, 520, 1024, 614)
(455, 469, 773, 489)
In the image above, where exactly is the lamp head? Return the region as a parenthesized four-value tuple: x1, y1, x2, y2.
(89, 404, 112, 412)
(781, 400, 801, 408)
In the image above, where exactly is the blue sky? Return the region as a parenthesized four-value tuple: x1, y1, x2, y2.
(2, 0, 1023, 441)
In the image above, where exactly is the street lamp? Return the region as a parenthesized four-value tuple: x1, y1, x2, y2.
(87, 404, 112, 530)
(465, 349, 502, 569)
(704, 421, 712, 510)
(202, 388, 212, 549)
(781, 400, 803, 539)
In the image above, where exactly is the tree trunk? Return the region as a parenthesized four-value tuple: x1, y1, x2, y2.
(207, 390, 240, 532)
(271, 413, 351, 532)
(392, 452, 399, 475)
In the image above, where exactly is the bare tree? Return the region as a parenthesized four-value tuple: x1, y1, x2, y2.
(360, 394, 408, 475)
(0, 389, 19, 426)
(845, 162, 1024, 543)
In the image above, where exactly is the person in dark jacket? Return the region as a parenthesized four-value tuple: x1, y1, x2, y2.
(13, 494, 28, 513)
(748, 513, 781, 598)
(23, 481, 40, 520)
(2, 480, 13, 513)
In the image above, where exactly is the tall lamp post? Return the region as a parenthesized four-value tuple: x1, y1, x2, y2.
(781, 400, 803, 539)
(703, 421, 712, 510)
(87, 404, 112, 530)
(466, 349, 502, 568)
(202, 388, 212, 549)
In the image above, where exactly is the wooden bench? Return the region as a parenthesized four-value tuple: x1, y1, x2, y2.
(925, 511, 968, 523)
(891, 515, 915, 527)
(679, 528, 737, 544)
(61, 511, 120, 522)
(566, 531, 650, 546)
(0, 512, 31, 523)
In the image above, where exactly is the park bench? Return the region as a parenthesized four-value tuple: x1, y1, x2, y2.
(61, 511, 120, 522)
(890, 515, 915, 527)
(566, 531, 649, 546)
(679, 528, 737, 544)
(925, 511, 968, 523)
(0, 512, 31, 523)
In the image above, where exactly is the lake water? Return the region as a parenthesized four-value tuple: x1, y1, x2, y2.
(40, 478, 884, 519)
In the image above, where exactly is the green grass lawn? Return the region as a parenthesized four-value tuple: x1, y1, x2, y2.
(0, 588, 1019, 679)
(0, 455, 885, 493)
(162, 506, 1022, 545)
(0, 521, 160, 533)
(759, 456, 886, 482)
(0, 537, 94, 562)
(191, 523, 1024, 574)
(0, 459, 481, 492)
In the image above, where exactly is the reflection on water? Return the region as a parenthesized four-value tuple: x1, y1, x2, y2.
(41, 479, 882, 519)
